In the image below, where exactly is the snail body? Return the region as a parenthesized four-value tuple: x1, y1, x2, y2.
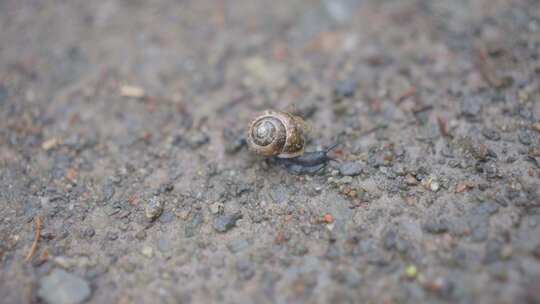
(246, 110, 306, 158)
(273, 143, 338, 174)
(246, 109, 338, 174)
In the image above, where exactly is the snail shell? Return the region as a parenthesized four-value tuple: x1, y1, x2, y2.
(247, 110, 306, 158)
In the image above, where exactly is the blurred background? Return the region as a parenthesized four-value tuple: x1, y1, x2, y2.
(1, 0, 539, 303)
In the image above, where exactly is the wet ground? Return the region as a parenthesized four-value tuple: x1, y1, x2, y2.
(1, 0, 540, 303)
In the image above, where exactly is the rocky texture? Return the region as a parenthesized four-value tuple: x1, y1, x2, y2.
(213, 212, 243, 233)
(1, 0, 540, 303)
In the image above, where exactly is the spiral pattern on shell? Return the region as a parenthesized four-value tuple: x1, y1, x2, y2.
(247, 110, 306, 158)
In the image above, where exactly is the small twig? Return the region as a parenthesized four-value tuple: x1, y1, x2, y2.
(437, 116, 451, 138)
(360, 124, 387, 136)
(412, 104, 433, 114)
(25, 216, 42, 262)
(477, 46, 505, 88)
(396, 86, 417, 104)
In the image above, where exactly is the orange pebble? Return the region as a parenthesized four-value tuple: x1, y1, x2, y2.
(323, 214, 334, 223)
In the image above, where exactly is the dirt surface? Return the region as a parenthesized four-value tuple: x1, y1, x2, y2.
(1, 0, 540, 303)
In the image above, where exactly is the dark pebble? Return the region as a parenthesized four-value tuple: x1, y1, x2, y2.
(518, 130, 532, 145)
(83, 227, 95, 239)
(528, 156, 540, 168)
(223, 129, 246, 154)
(478, 183, 489, 191)
(185, 212, 203, 238)
(291, 104, 318, 119)
(448, 160, 460, 168)
(158, 183, 174, 193)
(433, 277, 455, 299)
(484, 163, 500, 179)
(333, 80, 356, 101)
(104, 203, 121, 216)
(158, 211, 175, 223)
(355, 239, 388, 265)
(213, 212, 242, 233)
(423, 218, 449, 234)
(468, 215, 489, 242)
(330, 268, 362, 288)
(472, 143, 490, 161)
(289, 242, 309, 256)
(461, 97, 482, 119)
(0, 84, 7, 105)
(325, 244, 340, 260)
(482, 128, 500, 141)
(484, 239, 503, 264)
(533, 245, 540, 259)
(382, 229, 397, 250)
(135, 230, 147, 240)
(517, 106, 533, 120)
(190, 132, 210, 148)
(473, 202, 499, 216)
(106, 231, 118, 241)
(101, 182, 115, 203)
(236, 260, 255, 281)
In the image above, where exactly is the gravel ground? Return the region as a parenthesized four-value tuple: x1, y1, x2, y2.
(1, 0, 540, 303)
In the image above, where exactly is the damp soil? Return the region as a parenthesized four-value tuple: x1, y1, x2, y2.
(1, 0, 540, 303)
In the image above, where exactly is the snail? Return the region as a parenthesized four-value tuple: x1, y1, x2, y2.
(246, 110, 307, 158)
(246, 109, 337, 174)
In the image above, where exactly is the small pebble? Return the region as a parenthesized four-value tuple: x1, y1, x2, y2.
(430, 181, 440, 192)
(120, 85, 145, 98)
(333, 80, 356, 101)
(158, 211, 175, 224)
(339, 162, 363, 176)
(213, 212, 242, 233)
(38, 269, 91, 304)
(42, 138, 60, 151)
(461, 97, 482, 119)
(340, 176, 353, 184)
(83, 227, 95, 239)
(145, 196, 163, 221)
(227, 238, 251, 253)
(223, 129, 246, 154)
(236, 260, 255, 280)
(187, 131, 210, 149)
(482, 128, 501, 141)
(0, 84, 7, 105)
(135, 230, 147, 240)
(209, 202, 223, 214)
(323, 214, 334, 223)
(404, 265, 418, 279)
(423, 218, 448, 234)
(532, 245, 540, 259)
(518, 130, 532, 145)
(141, 246, 153, 258)
(106, 231, 118, 241)
(422, 177, 440, 192)
(532, 122, 540, 133)
(405, 174, 419, 186)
